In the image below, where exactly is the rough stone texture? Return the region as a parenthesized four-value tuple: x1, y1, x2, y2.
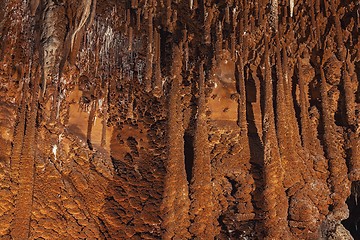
(0, 0, 360, 239)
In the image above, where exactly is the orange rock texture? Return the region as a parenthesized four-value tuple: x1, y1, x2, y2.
(0, 0, 360, 239)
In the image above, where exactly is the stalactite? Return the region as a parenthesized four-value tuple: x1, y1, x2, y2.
(101, 80, 109, 147)
(289, 0, 294, 17)
(314, 0, 322, 49)
(230, 7, 238, 59)
(136, 8, 141, 31)
(95, 35, 100, 76)
(225, 4, 230, 24)
(126, 78, 134, 119)
(125, 8, 130, 39)
(145, 7, 153, 92)
(300, 10, 307, 38)
(243, 0, 249, 33)
(270, 0, 279, 31)
(242, 0, 249, 61)
(323, 0, 330, 18)
(258, 0, 265, 28)
(165, 0, 171, 30)
(333, 23, 345, 64)
(30, 0, 40, 16)
(182, 28, 189, 71)
(1, 1, 359, 239)
(238, 3, 244, 47)
(192, 0, 198, 10)
(153, 29, 162, 97)
(236, 53, 247, 135)
(315, 0, 320, 14)
(215, 21, 222, 61)
(169, 9, 177, 34)
(230, 32, 236, 60)
(319, 66, 350, 219)
(204, 5, 214, 45)
(41, 0, 65, 97)
(131, 0, 138, 9)
(189, 62, 217, 239)
(161, 44, 190, 240)
(297, 56, 311, 151)
(128, 26, 133, 52)
(70, 0, 94, 58)
(253, 1, 258, 26)
(309, 0, 316, 41)
(250, 15, 255, 35)
(87, 100, 96, 149)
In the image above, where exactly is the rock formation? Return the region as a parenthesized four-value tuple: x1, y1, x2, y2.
(0, 0, 359, 239)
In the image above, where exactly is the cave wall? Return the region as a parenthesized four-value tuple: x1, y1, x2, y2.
(0, 0, 360, 239)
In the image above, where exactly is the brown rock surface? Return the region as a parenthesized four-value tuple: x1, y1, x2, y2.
(0, 0, 360, 239)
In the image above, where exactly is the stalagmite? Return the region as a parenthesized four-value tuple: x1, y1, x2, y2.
(0, 0, 359, 239)
(348, 57, 360, 180)
(330, 5, 359, 183)
(189, 62, 217, 239)
(320, 65, 350, 218)
(262, 33, 290, 239)
(10, 79, 28, 187)
(11, 67, 40, 240)
(274, 33, 301, 189)
(161, 44, 190, 240)
(274, 34, 288, 155)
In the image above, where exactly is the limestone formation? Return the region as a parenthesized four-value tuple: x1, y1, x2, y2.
(0, 0, 359, 239)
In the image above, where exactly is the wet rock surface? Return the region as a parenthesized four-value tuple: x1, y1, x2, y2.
(0, 0, 360, 239)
